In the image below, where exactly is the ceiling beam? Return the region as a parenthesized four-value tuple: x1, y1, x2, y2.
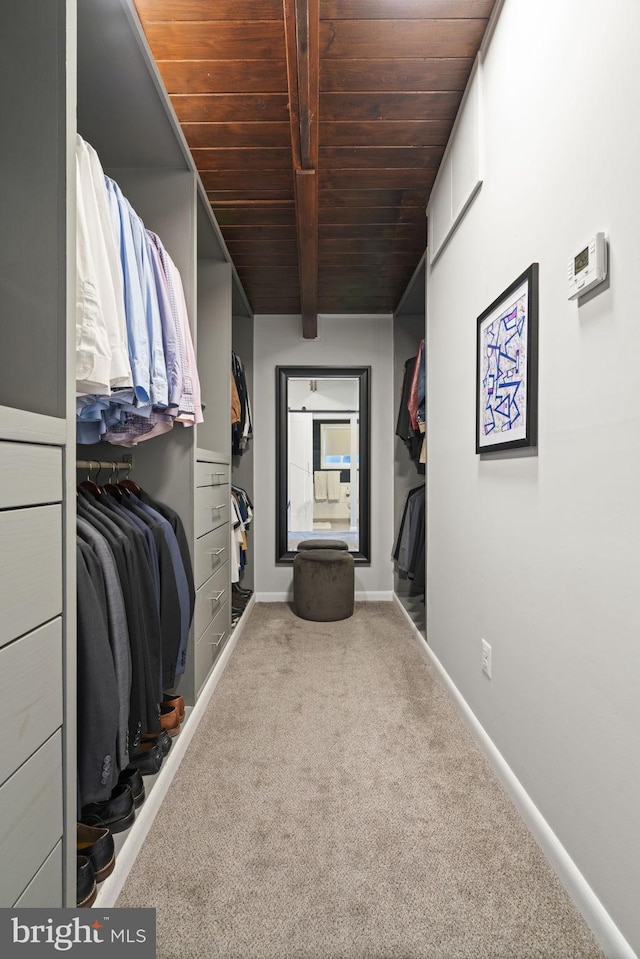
(283, 0, 319, 338)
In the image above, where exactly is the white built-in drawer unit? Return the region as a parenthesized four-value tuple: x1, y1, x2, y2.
(14, 841, 63, 908)
(0, 442, 62, 508)
(0, 505, 62, 650)
(0, 732, 63, 906)
(0, 436, 65, 907)
(192, 452, 231, 699)
(0, 619, 63, 787)
(195, 600, 230, 695)
(194, 562, 229, 641)
(195, 459, 229, 488)
(195, 483, 230, 539)
(194, 522, 230, 589)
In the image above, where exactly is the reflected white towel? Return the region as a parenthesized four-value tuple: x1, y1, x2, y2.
(327, 471, 341, 502)
(314, 471, 328, 501)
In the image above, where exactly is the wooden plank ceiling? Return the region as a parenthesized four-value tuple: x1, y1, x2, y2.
(134, 0, 496, 327)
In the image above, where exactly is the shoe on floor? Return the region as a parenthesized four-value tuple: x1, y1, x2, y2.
(77, 823, 116, 883)
(160, 703, 180, 735)
(81, 783, 135, 834)
(77, 855, 97, 908)
(162, 693, 185, 724)
(141, 728, 172, 758)
(126, 741, 163, 776)
(117, 767, 146, 807)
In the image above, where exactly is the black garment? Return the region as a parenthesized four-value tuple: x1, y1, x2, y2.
(78, 495, 160, 743)
(84, 494, 163, 722)
(137, 489, 196, 630)
(76, 540, 119, 807)
(117, 496, 182, 689)
(393, 485, 425, 595)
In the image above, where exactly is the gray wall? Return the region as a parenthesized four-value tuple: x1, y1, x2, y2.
(426, 0, 640, 952)
(252, 314, 395, 597)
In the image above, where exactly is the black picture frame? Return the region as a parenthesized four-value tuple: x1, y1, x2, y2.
(276, 366, 371, 564)
(476, 263, 539, 454)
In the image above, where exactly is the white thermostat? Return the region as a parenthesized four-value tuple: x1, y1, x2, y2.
(567, 232, 607, 299)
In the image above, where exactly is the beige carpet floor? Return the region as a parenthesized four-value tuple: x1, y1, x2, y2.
(117, 602, 605, 959)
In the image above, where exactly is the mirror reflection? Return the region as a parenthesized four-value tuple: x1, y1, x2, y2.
(287, 377, 360, 552)
(276, 366, 370, 563)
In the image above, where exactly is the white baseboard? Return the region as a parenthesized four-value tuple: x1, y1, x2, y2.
(254, 591, 393, 603)
(392, 595, 637, 959)
(94, 596, 255, 909)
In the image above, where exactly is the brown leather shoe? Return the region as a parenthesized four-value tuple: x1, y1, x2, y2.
(160, 703, 180, 735)
(162, 693, 185, 724)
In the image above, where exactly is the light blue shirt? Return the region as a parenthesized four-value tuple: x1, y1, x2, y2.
(104, 177, 151, 406)
(128, 206, 168, 410)
(146, 231, 182, 412)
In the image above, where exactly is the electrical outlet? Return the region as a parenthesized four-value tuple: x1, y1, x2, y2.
(481, 638, 492, 679)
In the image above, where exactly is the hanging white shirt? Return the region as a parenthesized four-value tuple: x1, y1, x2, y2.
(76, 135, 132, 396)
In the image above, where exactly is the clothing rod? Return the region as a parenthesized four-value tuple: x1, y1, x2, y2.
(76, 459, 132, 470)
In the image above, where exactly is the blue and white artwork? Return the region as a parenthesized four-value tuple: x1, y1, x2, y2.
(478, 277, 529, 448)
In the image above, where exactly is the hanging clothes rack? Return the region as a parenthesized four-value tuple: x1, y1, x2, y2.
(76, 458, 133, 470)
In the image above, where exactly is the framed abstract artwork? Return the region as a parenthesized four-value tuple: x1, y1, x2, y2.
(476, 264, 539, 453)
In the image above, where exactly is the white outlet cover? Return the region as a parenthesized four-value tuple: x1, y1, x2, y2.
(481, 638, 492, 679)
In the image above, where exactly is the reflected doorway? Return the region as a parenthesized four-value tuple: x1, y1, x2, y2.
(276, 367, 371, 563)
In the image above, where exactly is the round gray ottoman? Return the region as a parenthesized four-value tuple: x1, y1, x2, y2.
(293, 549, 355, 622)
(296, 539, 348, 551)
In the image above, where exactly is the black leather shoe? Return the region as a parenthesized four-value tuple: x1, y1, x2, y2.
(117, 767, 146, 807)
(77, 855, 97, 908)
(81, 783, 135, 834)
(77, 823, 116, 883)
(127, 742, 163, 776)
(141, 728, 172, 758)
(232, 583, 253, 597)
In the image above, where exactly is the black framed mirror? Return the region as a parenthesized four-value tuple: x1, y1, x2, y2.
(276, 366, 371, 563)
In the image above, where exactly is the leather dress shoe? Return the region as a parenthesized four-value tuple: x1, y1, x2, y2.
(118, 767, 146, 807)
(77, 855, 97, 908)
(162, 693, 185, 724)
(77, 823, 115, 883)
(126, 741, 163, 776)
(81, 783, 135, 834)
(160, 703, 181, 737)
(141, 728, 172, 758)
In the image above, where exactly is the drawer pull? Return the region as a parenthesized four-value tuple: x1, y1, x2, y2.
(211, 504, 227, 512)
(207, 547, 226, 556)
(210, 590, 225, 604)
(211, 472, 226, 477)
(208, 631, 227, 648)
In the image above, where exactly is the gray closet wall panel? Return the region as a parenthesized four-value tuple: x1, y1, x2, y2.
(197, 262, 232, 454)
(232, 315, 255, 591)
(0, 0, 66, 419)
